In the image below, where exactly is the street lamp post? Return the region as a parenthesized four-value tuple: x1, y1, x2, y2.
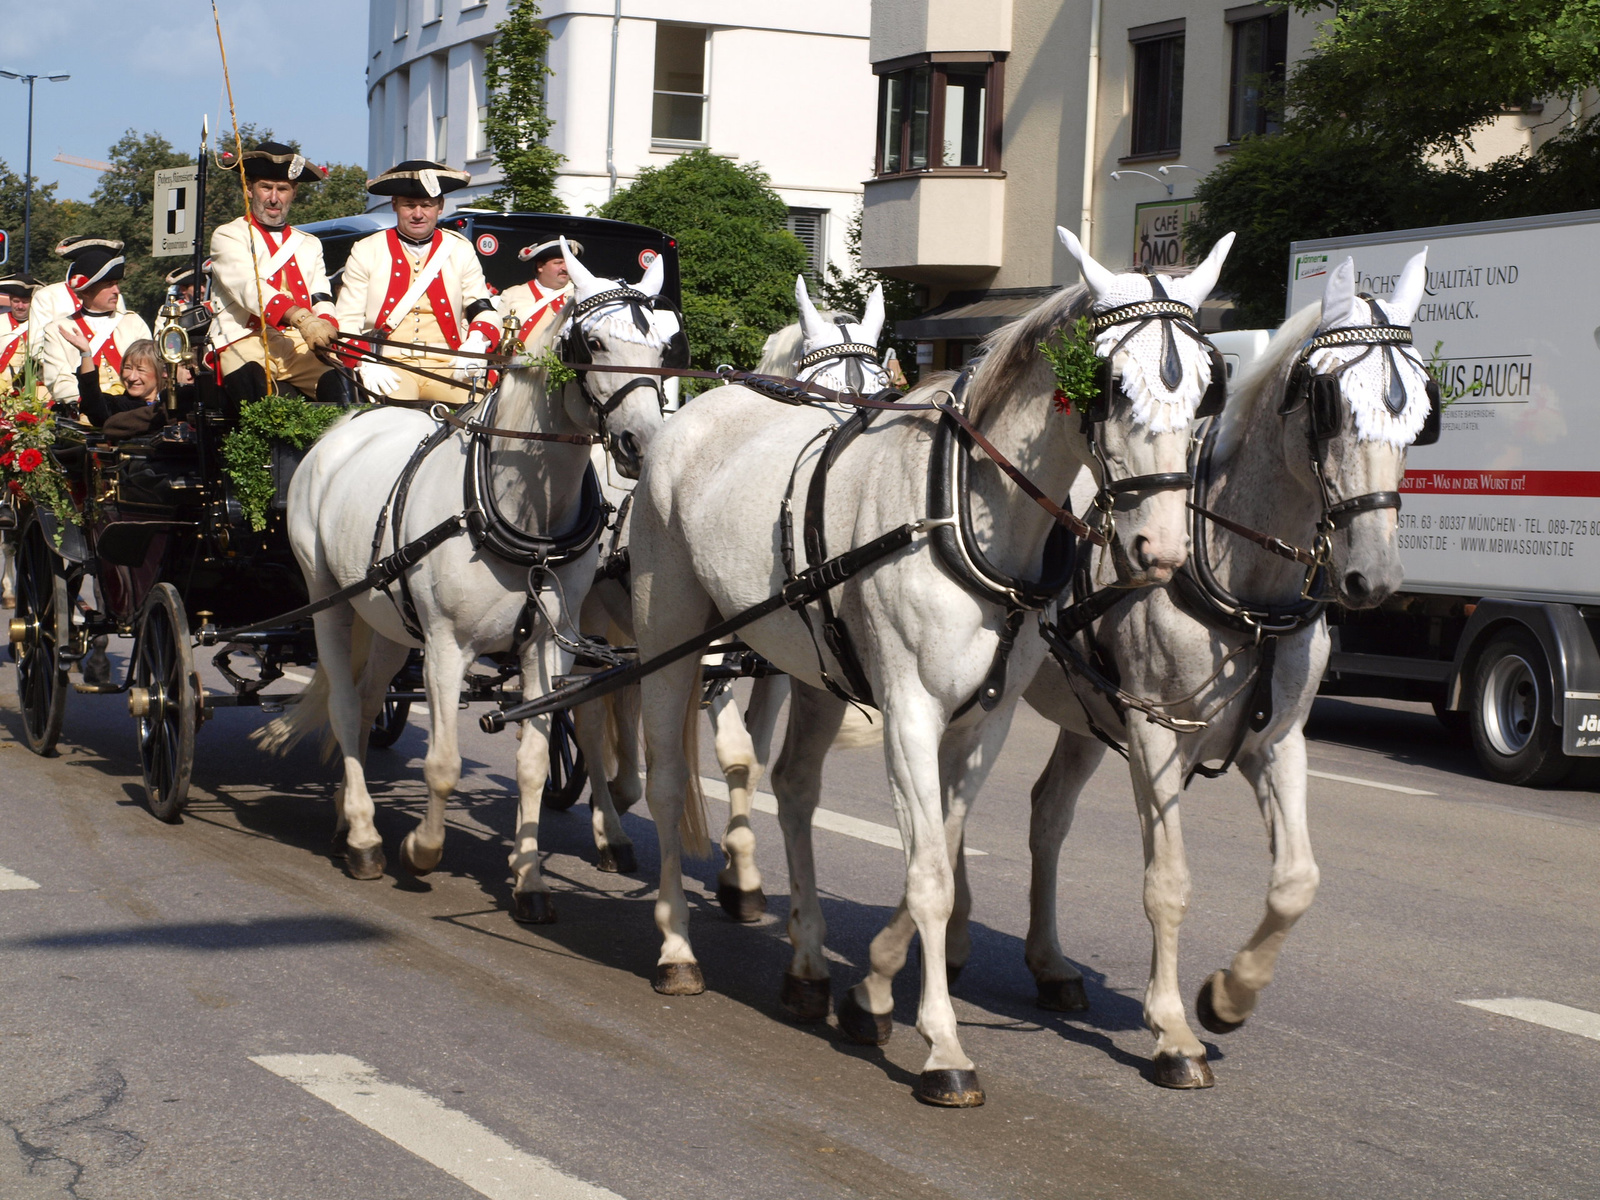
(0, 69, 71, 273)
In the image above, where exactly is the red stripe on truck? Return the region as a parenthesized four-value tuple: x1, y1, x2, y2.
(1399, 470, 1600, 497)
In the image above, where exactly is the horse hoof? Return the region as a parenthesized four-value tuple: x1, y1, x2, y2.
(511, 891, 556, 925)
(835, 989, 893, 1046)
(1036, 977, 1090, 1012)
(596, 844, 637, 874)
(1195, 970, 1246, 1035)
(779, 974, 831, 1023)
(399, 833, 442, 877)
(654, 962, 705, 996)
(916, 1069, 985, 1108)
(1152, 1051, 1216, 1090)
(344, 843, 385, 880)
(329, 829, 348, 860)
(716, 882, 767, 923)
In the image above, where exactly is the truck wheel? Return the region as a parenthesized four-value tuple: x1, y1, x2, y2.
(1469, 627, 1571, 787)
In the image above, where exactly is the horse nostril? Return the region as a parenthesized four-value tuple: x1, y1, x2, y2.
(1343, 570, 1370, 602)
(1132, 535, 1154, 569)
(612, 431, 643, 478)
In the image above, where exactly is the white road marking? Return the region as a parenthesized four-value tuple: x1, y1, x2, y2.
(1460, 998, 1600, 1043)
(251, 1054, 624, 1200)
(696, 776, 986, 856)
(1306, 768, 1436, 796)
(0, 865, 41, 890)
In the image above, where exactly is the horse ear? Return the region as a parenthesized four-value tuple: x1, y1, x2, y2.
(861, 283, 886, 344)
(1169, 232, 1235, 308)
(795, 275, 825, 340)
(638, 250, 665, 297)
(562, 236, 600, 297)
(1387, 247, 1428, 324)
(1320, 256, 1359, 330)
(1058, 226, 1118, 301)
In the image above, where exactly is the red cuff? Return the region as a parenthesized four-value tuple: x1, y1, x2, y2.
(468, 319, 500, 344)
(339, 337, 370, 369)
(262, 293, 294, 329)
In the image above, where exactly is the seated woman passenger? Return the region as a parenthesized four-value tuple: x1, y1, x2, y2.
(57, 332, 177, 431)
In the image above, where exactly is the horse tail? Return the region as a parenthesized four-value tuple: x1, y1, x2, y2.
(679, 665, 712, 859)
(832, 702, 884, 750)
(601, 692, 621, 781)
(251, 615, 374, 761)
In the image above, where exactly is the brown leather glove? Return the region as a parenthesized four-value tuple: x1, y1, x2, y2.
(284, 305, 338, 351)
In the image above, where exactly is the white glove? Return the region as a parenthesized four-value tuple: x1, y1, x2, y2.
(357, 360, 403, 397)
(460, 330, 492, 356)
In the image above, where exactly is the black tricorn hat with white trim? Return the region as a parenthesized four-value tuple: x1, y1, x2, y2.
(0, 273, 43, 297)
(368, 159, 471, 199)
(519, 238, 583, 265)
(66, 246, 125, 290)
(165, 260, 212, 287)
(231, 141, 329, 184)
(55, 236, 125, 260)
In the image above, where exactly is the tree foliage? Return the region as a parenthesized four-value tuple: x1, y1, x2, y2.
(483, 0, 566, 214)
(597, 150, 809, 386)
(1190, 1, 1600, 325)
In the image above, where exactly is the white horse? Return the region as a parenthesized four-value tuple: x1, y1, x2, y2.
(568, 276, 891, 918)
(257, 247, 677, 923)
(631, 229, 1234, 1106)
(868, 252, 1432, 1089)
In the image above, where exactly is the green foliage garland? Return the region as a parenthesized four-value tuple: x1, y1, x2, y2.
(1038, 319, 1102, 414)
(222, 395, 353, 532)
(535, 346, 576, 388)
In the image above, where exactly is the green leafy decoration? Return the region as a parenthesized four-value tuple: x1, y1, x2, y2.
(534, 346, 576, 388)
(1038, 318, 1102, 414)
(1424, 339, 1484, 409)
(222, 395, 354, 532)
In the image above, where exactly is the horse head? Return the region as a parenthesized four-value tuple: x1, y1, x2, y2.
(1057, 226, 1236, 583)
(793, 276, 892, 395)
(1289, 249, 1432, 608)
(560, 238, 679, 478)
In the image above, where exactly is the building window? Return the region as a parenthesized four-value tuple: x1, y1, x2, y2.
(874, 55, 1004, 177)
(393, 0, 409, 40)
(1227, 10, 1287, 141)
(1129, 26, 1185, 157)
(431, 56, 449, 161)
(652, 25, 709, 145)
(786, 208, 827, 283)
(425, 0, 443, 24)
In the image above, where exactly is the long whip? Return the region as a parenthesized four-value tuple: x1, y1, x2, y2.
(210, 0, 275, 392)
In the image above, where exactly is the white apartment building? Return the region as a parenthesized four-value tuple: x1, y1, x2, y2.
(366, 1, 876, 276)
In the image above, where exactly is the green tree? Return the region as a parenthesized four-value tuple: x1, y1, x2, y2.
(820, 204, 923, 384)
(483, 0, 565, 213)
(597, 149, 809, 387)
(0, 159, 71, 283)
(84, 130, 191, 319)
(1189, 1, 1600, 324)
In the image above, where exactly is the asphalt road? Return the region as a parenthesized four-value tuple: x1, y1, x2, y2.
(1, 640, 1597, 1200)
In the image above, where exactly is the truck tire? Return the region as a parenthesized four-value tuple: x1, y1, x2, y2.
(1469, 627, 1571, 787)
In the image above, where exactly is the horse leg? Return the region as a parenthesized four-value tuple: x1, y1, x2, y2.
(1127, 721, 1212, 1088)
(401, 636, 466, 881)
(770, 682, 847, 1022)
(572, 696, 635, 874)
(708, 683, 765, 922)
(508, 634, 568, 924)
(1197, 728, 1320, 1034)
(356, 630, 409, 766)
(607, 683, 645, 812)
(314, 607, 386, 881)
(1025, 729, 1105, 1012)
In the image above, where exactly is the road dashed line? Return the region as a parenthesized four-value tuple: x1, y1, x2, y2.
(1306, 768, 1436, 796)
(1460, 998, 1600, 1043)
(252, 1054, 625, 1199)
(696, 775, 986, 856)
(0, 865, 40, 890)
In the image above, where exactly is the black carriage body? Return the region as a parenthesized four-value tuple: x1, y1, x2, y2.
(300, 210, 683, 309)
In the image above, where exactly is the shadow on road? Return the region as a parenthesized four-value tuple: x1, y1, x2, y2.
(5, 913, 389, 952)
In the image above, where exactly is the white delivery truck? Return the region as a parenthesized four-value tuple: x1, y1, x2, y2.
(1279, 211, 1600, 787)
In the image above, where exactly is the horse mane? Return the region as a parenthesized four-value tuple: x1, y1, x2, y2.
(494, 301, 568, 431)
(1212, 301, 1321, 463)
(960, 285, 1094, 424)
(757, 313, 852, 377)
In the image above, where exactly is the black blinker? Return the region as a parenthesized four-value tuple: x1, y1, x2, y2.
(1311, 373, 1343, 440)
(1196, 345, 1227, 419)
(1415, 378, 1442, 445)
(1091, 358, 1115, 422)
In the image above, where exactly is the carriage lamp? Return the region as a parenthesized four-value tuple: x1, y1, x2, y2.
(156, 297, 191, 366)
(500, 313, 521, 354)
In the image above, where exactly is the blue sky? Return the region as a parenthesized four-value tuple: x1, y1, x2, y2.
(0, 0, 370, 203)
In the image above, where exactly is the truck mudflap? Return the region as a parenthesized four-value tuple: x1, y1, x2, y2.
(1448, 598, 1600, 756)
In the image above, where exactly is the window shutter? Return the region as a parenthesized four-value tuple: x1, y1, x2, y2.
(786, 209, 826, 283)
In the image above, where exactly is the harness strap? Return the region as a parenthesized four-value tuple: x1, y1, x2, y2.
(433, 405, 601, 444)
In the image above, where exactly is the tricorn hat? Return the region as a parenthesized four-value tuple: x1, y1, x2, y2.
(519, 238, 583, 266)
(55, 236, 124, 260)
(164, 260, 212, 287)
(230, 141, 328, 184)
(0, 273, 42, 298)
(66, 246, 125, 290)
(368, 159, 471, 199)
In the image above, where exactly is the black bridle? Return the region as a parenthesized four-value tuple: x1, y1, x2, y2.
(559, 285, 686, 443)
(794, 315, 888, 395)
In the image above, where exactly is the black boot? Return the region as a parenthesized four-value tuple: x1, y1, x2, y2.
(316, 367, 360, 408)
(221, 363, 269, 421)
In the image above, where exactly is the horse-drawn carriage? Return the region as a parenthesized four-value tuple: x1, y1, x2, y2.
(5, 212, 681, 822)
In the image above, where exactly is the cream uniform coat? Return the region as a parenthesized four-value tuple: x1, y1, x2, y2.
(497, 279, 574, 347)
(208, 215, 337, 350)
(27, 281, 125, 356)
(0, 312, 30, 390)
(38, 308, 154, 403)
(334, 226, 498, 354)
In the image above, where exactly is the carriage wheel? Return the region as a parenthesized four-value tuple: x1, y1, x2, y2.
(542, 707, 587, 811)
(369, 695, 411, 750)
(131, 583, 198, 822)
(10, 520, 72, 756)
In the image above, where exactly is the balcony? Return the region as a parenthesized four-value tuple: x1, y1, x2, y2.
(861, 172, 1006, 287)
